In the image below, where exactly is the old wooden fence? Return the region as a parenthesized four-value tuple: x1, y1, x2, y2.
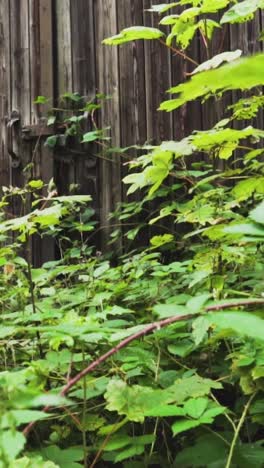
(0, 0, 263, 261)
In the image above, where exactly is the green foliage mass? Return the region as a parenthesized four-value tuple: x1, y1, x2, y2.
(1, 1, 264, 467)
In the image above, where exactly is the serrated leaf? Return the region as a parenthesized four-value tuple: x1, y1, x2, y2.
(192, 316, 210, 345)
(105, 379, 154, 422)
(160, 55, 264, 112)
(192, 50, 242, 75)
(103, 26, 164, 45)
(221, 0, 260, 24)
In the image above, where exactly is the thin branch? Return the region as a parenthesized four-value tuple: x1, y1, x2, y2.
(23, 297, 264, 437)
(158, 39, 198, 66)
(225, 392, 257, 468)
(206, 299, 264, 312)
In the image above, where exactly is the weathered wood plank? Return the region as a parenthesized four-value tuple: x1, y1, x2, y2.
(143, 0, 173, 143)
(0, 0, 11, 188)
(55, 0, 73, 94)
(94, 0, 122, 249)
(117, 0, 146, 148)
(70, 0, 96, 98)
(54, 0, 75, 202)
(9, 0, 31, 203)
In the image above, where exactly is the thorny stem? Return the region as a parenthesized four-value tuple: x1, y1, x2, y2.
(23, 298, 264, 436)
(225, 392, 257, 468)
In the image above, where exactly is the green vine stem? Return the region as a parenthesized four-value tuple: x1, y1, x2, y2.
(225, 392, 257, 468)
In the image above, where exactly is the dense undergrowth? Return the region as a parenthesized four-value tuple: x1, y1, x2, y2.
(1, 1, 264, 467)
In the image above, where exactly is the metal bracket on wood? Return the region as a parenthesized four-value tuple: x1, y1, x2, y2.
(7, 110, 20, 168)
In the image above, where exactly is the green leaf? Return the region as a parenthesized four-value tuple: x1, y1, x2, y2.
(192, 316, 210, 345)
(41, 446, 83, 468)
(192, 50, 242, 74)
(28, 179, 44, 189)
(144, 405, 186, 417)
(104, 435, 133, 451)
(10, 457, 59, 468)
(150, 234, 174, 247)
(45, 135, 58, 149)
(62, 92, 82, 102)
(200, 406, 226, 422)
(184, 397, 208, 419)
(10, 409, 50, 425)
(171, 418, 201, 435)
(166, 376, 222, 404)
(82, 130, 100, 143)
(114, 445, 145, 463)
(168, 341, 194, 358)
(47, 115, 56, 126)
(232, 177, 264, 201)
(146, 3, 179, 14)
(250, 200, 264, 225)
(160, 55, 264, 112)
(153, 303, 186, 319)
(201, 0, 230, 14)
(221, 0, 260, 24)
(186, 293, 211, 313)
(105, 379, 154, 422)
(103, 27, 164, 45)
(52, 195, 92, 204)
(207, 311, 264, 341)
(175, 434, 228, 467)
(224, 223, 264, 237)
(34, 95, 48, 104)
(1, 430, 26, 461)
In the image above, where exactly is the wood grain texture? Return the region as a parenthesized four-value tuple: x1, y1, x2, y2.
(55, 0, 73, 94)
(94, 0, 122, 249)
(0, 0, 10, 187)
(143, 0, 173, 143)
(29, 0, 54, 264)
(70, 0, 96, 98)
